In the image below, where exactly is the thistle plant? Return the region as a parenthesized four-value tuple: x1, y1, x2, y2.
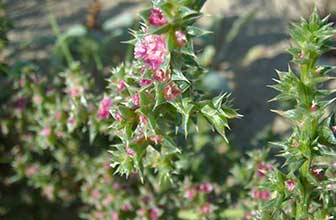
(105, 0, 240, 182)
(259, 10, 336, 220)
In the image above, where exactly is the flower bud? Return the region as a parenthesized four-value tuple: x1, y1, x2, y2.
(149, 8, 167, 27)
(163, 83, 181, 101)
(285, 180, 296, 191)
(175, 30, 187, 47)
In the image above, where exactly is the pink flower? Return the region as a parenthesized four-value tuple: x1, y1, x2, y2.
(134, 35, 168, 70)
(150, 135, 162, 144)
(94, 211, 104, 219)
(137, 208, 146, 216)
(114, 111, 122, 122)
(331, 126, 336, 134)
(175, 30, 187, 47)
(149, 207, 160, 220)
(333, 161, 336, 169)
(251, 188, 271, 201)
(140, 78, 153, 86)
(69, 86, 83, 97)
(112, 182, 120, 190)
(91, 190, 101, 199)
(149, 8, 167, 27)
(111, 211, 119, 220)
(102, 195, 113, 206)
(33, 95, 42, 104)
(68, 117, 76, 125)
(132, 92, 140, 107)
(41, 126, 51, 137)
(55, 112, 62, 120)
(25, 165, 39, 176)
(311, 168, 324, 181)
(116, 81, 126, 93)
(198, 183, 213, 193)
(185, 187, 197, 200)
(310, 103, 318, 112)
(201, 203, 211, 214)
(121, 202, 133, 211)
(259, 190, 271, 201)
(256, 163, 273, 178)
(126, 146, 135, 156)
(163, 83, 181, 101)
(14, 97, 28, 110)
(285, 180, 296, 191)
(139, 115, 148, 125)
(153, 69, 170, 82)
(97, 97, 112, 119)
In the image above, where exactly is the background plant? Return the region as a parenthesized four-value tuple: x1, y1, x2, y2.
(254, 9, 336, 220)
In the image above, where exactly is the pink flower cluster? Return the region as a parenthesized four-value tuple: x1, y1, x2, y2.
(149, 8, 167, 27)
(97, 97, 112, 119)
(185, 183, 213, 200)
(256, 163, 273, 178)
(251, 188, 271, 201)
(134, 35, 168, 70)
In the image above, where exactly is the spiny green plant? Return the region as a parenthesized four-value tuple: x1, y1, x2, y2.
(104, 0, 240, 183)
(258, 9, 336, 220)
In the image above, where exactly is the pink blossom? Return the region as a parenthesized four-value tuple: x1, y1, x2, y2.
(298, 52, 305, 59)
(43, 185, 54, 201)
(69, 86, 83, 97)
(94, 211, 104, 219)
(153, 69, 170, 82)
(111, 211, 119, 220)
(139, 115, 148, 125)
(198, 183, 213, 193)
(163, 83, 181, 101)
(113, 182, 120, 190)
(311, 168, 324, 181)
(140, 78, 153, 86)
(68, 117, 76, 125)
(14, 97, 28, 110)
(251, 188, 271, 201)
(126, 146, 135, 156)
(201, 203, 211, 215)
(175, 30, 187, 47)
(256, 163, 273, 178)
(285, 180, 296, 191)
(55, 112, 62, 120)
(41, 127, 51, 137)
(33, 95, 42, 104)
(333, 161, 336, 169)
(121, 202, 133, 211)
(97, 97, 112, 119)
(116, 81, 126, 93)
(149, 207, 160, 220)
(91, 190, 101, 199)
(115, 111, 122, 123)
(185, 187, 197, 200)
(134, 35, 168, 70)
(102, 195, 113, 206)
(132, 92, 140, 107)
(150, 135, 162, 144)
(137, 208, 146, 216)
(149, 8, 167, 27)
(331, 126, 336, 134)
(310, 103, 318, 112)
(25, 165, 39, 176)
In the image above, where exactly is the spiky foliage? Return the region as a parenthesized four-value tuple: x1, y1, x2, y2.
(261, 9, 336, 220)
(106, 0, 240, 183)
